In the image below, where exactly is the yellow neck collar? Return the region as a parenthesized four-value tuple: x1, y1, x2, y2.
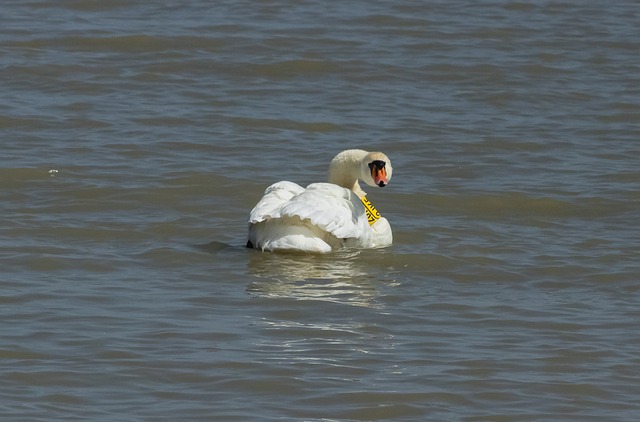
(361, 196, 381, 226)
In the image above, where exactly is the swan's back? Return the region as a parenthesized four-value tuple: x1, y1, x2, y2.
(248, 181, 372, 252)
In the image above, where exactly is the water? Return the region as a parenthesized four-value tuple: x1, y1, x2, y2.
(2, 1, 639, 420)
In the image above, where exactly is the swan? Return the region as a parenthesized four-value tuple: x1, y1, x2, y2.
(247, 149, 393, 253)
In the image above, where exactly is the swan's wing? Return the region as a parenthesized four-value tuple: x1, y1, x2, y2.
(277, 183, 370, 240)
(249, 181, 305, 224)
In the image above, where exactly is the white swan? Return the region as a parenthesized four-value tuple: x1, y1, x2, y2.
(247, 149, 393, 253)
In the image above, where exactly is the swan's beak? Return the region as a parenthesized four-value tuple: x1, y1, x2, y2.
(369, 160, 388, 187)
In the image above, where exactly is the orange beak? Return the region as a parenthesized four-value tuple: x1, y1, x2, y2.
(371, 165, 388, 187)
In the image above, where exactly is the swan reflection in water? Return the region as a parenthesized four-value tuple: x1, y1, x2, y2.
(246, 249, 384, 308)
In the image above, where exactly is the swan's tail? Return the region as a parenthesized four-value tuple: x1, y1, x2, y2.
(248, 218, 338, 253)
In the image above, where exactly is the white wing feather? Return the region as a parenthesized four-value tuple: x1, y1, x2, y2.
(277, 183, 368, 240)
(248, 182, 373, 248)
(248, 181, 305, 224)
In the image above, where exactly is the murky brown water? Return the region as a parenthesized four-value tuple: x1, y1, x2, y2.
(2, 1, 639, 420)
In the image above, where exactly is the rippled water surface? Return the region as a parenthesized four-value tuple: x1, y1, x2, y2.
(2, 1, 639, 420)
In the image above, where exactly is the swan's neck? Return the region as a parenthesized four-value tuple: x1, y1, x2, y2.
(328, 149, 368, 198)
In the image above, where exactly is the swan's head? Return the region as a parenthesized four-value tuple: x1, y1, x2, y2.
(362, 152, 392, 188)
